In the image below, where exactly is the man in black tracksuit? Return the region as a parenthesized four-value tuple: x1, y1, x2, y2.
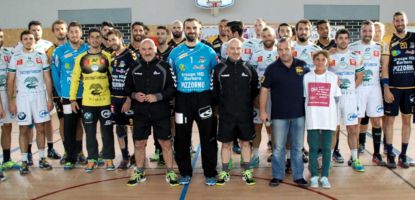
(124, 39, 179, 186)
(213, 38, 259, 185)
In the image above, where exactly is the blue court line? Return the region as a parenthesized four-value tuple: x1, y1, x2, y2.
(0, 128, 61, 160)
(179, 144, 201, 200)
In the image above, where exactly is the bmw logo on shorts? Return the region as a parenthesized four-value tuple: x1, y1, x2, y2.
(39, 110, 49, 118)
(347, 113, 358, 121)
(17, 112, 26, 120)
(101, 109, 112, 119)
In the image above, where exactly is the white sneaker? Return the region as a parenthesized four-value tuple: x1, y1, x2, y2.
(310, 176, 319, 188)
(320, 176, 331, 189)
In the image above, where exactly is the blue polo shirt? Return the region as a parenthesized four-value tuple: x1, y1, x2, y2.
(261, 58, 309, 119)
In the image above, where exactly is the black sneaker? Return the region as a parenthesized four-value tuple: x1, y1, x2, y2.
(398, 155, 410, 169)
(47, 148, 62, 159)
(60, 153, 67, 165)
(372, 154, 386, 166)
(20, 161, 30, 175)
(386, 155, 397, 169)
(294, 178, 308, 188)
(28, 153, 33, 166)
(269, 178, 282, 187)
(332, 149, 345, 163)
(77, 153, 87, 165)
(39, 158, 53, 170)
(285, 159, 291, 174)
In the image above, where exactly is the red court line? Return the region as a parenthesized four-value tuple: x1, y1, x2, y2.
(31, 173, 338, 200)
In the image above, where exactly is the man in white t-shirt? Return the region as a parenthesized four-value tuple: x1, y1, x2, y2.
(329, 29, 365, 172)
(349, 20, 385, 166)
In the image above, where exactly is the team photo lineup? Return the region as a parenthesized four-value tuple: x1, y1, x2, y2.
(0, 10, 415, 190)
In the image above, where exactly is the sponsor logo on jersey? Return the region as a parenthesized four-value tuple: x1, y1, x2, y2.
(257, 56, 263, 62)
(347, 113, 358, 121)
(199, 56, 205, 63)
(90, 84, 103, 96)
(24, 77, 39, 89)
(101, 109, 112, 119)
(17, 59, 23, 65)
(295, 66, 304, 75)
(64, 63, 70, 70)
(193, 65, 205, 70)
(153, 71, 161, 75)
(391, 50, 401, 57)
(39, 110, 49, 118)
(178, 53, 188, 59)
(179, 64, 186, 71)
(241, 72, 248, 77)
(244, 48, 252, 55)
(3, 56, 10, 62)
(363, 69, 373, 82)
(339, 79, 351, 89)
(119, 60, 126, 68)
(64, 53, 73, 59)
(17, 112, 26, 120)
(350, 59, 356, 66)
(373, 51, 380, 57)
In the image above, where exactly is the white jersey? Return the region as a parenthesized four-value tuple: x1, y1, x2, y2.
(249, 47, 277, 78)
(14, 39, 53, 54)
(349, 40, 382, 87)
(220, 38, 262, 62)
(292, 42, 321, 70)
(8, 50, 49, 95)
(0, 47, 12, 91)
(304, 70, 341, 130)
(329, 51, 363, 95)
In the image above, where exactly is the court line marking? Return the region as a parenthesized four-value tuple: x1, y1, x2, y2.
(179, 144, 201, 200)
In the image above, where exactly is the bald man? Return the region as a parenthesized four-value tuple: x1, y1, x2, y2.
(169, 20, 185, 47)
(125, 39, 178, 186)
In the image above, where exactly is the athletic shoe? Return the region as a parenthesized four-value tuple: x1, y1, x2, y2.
(398, 155, 410, 169)
(232, 144, 241, 154)
(351, 159, 365, 172)
(20, 161, 30, 175)
(285, 159, 291, 173)
(332, 150, 344, 163)
(150, 149, 160, 162)
(386, 155, 397, 169)
(39, 158, 53, 170)
(179, 176, 191, 185)
(242, 169, 255, 185)
(60, 153, 67, 165)
(77, 153, 87, 165)
(216, 171, 230, 186)
(372, 154, 386, 166)
(320, 176, 331, 189)
(84, 159, 97, 173)
(63, 162, 75, 170)
(267, 154, 272, 163)
(269, 178, 282, 187)
(0, 169, 5, 181)
(28, 153, 33, 166)
(97, 158, 104, 166)
(129, 154, 136, 167)
(294, 178, 308, 188)
(358, 144, 365, 154)
(127, 170, 146, 186)
(117, 159, 130, 170)
(249, 156, 260, 168)
(309, 176, 319, 188)
(166, 171, 179, 186)
(104, 160, 115, 171)
(47, 148, 62, 159)
(2, 160, 21, 170)
(205, 177, 216, 186)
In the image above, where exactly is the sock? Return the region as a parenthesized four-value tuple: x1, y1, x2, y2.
(243, 162, 250, 171)
(286, 151, 291, 159)
(28, 144, 32, 154)
(124, 136, 128, 149)
(22, 153, 28, 162)
(252, 148, 259, 158)
(76, 140, 82, 154)
(3, 149, 11, 163)
(359, 132, 366, 145)
(372, 128, 382, 154)
(334, 137, 340, 151)
(386, 144, 393, 156)
(351, 149, 358, 161)
(47, 142, 53, 151)
(401, 143, 408, 156)
(39, 149, 46, 158)
(121, 148, 129, 160)
(222, 163, 229, 172)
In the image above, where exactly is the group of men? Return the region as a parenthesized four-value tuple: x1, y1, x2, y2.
(0, 11, 414, 188)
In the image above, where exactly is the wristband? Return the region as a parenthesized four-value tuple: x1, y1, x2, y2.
(382, 78, 389, 86)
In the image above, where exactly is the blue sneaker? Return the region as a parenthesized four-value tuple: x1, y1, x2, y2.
(351, 159, 365, 172)
(179, 176, 191, 185)
(249, 156, 260, 168)
(205, 177, 216, 186)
